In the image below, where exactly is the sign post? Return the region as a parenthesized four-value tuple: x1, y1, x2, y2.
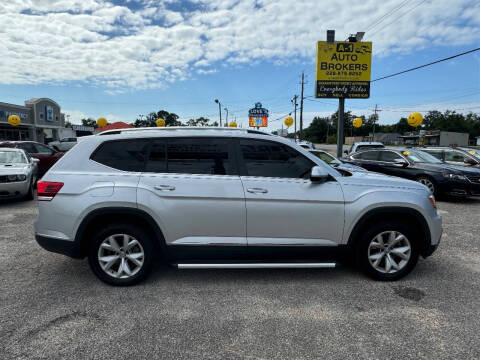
(316, 31, 372, 157)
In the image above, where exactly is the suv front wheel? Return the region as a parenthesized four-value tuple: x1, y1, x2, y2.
(356, 221, 420, 281)
(88, 224, 154, 286)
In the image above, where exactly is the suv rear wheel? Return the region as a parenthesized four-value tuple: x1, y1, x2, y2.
(356, 221, 419, 281)
(88, 224, 154, 286)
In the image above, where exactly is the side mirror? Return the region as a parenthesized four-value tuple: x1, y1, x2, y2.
(344, 150, 348, 155)
(32, 158, 40, 164)
(464, 158, 477, 165)
(393, 159, 408, 167)
(310, 166, 330, 183)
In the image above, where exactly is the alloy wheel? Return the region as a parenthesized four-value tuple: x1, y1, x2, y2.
(418, 178, 435, 193)
(367, 231, 411, 274)
(97, 234, 144, 279)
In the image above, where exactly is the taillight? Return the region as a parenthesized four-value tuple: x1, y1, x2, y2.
(37, 181, 64, 201)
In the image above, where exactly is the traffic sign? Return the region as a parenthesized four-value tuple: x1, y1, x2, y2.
(315, 41, 372, 98)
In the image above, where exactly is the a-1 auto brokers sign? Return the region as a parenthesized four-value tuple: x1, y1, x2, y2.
(315, 41, 372, 98)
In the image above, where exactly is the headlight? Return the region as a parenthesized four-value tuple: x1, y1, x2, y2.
(6, 174, 26, 182)
(442, 173, 466, 181)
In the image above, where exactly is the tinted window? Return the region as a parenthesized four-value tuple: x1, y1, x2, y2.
(356, 145, 384, 151)
(445, 151, 468, 162)
(166, 138, 234, 175)
(92, 140, 149, 171)
(310, 150, 340, 165)
(145, 139, 167, 173)
(353, 151, 379, 161)
(239, 139, 314, 178)
(34, 144, 54, 154)
(17, 143, 37, 153)
(379, 151, 403, 162)
(423, 150, 443, 160)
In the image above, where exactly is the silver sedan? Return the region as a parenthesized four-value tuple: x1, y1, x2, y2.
(0, 148, 38, 200)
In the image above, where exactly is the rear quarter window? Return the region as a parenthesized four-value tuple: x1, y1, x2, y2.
(91, 139, 149, 171)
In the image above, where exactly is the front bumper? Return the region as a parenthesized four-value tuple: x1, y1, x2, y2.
(438, 179, 480, 197)
(0, 180, 29, 198)
(35, 234, 83, 259)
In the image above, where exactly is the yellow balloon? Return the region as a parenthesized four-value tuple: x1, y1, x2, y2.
(8, 115, 21, 127)
(156, 118, 166, 127)
(353, 117, 363, 128)
(228, 121, 237, 128)
(97, 117, 107, 127)
(408, 112, 423, 127)
(284, 116, 294, 128)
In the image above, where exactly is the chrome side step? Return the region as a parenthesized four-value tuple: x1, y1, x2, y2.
(176, 262, 336, 269)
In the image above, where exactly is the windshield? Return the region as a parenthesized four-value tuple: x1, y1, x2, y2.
(310, 151, 340, 165)
(0, 151, 27, 164)
(402, 150, 442, 164)
(463, 149, 480, 160)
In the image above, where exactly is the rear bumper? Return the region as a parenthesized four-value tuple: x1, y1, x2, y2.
(35, 234, 83, 259)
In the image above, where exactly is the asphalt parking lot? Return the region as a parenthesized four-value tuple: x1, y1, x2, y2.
(1, 197, 479, 359)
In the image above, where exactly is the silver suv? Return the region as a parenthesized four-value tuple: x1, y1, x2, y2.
(34, 128, 442, 285)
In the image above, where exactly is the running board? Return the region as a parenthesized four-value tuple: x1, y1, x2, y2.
(176, 262, 336, 269)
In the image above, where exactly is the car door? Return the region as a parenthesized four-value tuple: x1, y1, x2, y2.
(377, 151, 412, 178)
(350, 150, 381, 171)
(137, 137, 247, 261)
(32, 143, 61, 174)
(444, 150, 475, 167)
(237, 138, 344, 260)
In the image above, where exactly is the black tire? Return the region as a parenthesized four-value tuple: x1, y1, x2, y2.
(25, 178, 34, 200)
(88, 223, 154, 286)
(416, 176, 437, 196)
(356, 221, 420, 281)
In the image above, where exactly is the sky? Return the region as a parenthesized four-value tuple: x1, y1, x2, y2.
(0, 0, 479, 132)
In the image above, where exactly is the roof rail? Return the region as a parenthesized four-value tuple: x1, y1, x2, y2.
(97, 126, 272, 136)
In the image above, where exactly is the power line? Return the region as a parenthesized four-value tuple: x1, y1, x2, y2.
(371, 47, 480, 82)
(365, 0, 412, 33)
(368, 0, 428, 38)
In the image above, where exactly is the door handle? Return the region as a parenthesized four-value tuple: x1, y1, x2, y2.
(154, 185, 175, 191)
(247, 187, 268, 194)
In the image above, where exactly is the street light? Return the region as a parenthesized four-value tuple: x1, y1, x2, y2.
(214, 99, 222, 127)
(224, 107, 229, 126)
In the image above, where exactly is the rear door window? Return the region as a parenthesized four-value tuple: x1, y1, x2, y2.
(379, 151, 403, 162)
(91, 140, 149, 171)
(423, 150, 443, 160)
(17, 143, 38, 154)
(165, 137, 235, 175)
(353, 151, 379, 161)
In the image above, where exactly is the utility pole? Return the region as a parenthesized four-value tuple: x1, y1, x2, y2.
(372, 104, 382, 141)
(214, 99, 222, 126)
(299, 73, 305, 141)
(224, 107, 229, 126)
(291, 95, 298, 141)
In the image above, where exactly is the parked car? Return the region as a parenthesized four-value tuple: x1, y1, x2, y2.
(48, 137, 78, 152)
(420, 147, 480, 168)
(344, 148, 480, 197)
(308, 149, 365, 171)
(0, 148, 38, 200)
(297, 140, 315, 150)
(35, 128, 441, 285)
(345, 142, 384, 155)
(0, 141, 64, 178)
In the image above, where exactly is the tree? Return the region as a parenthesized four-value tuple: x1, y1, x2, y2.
(133, 110, 183, 127)
(81, 118, 98, 128)
(186, 117, 211, 127)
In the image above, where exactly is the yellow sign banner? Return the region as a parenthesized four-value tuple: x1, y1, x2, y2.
(315, 41, 372, 98)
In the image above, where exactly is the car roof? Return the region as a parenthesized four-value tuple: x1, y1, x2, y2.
(0, 147, 25, 152)
(97, 126, 272, 137)
(353, 142, 384, 145)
